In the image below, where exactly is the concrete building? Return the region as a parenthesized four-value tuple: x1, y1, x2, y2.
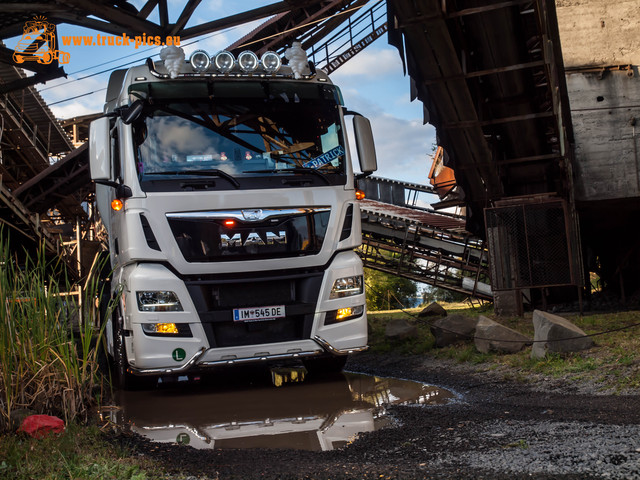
(557, 0, 640, 300)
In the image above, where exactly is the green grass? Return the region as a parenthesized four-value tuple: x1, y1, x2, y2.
(0, 237, 113, 431)
(0, 423, 164, 480)
(367, 303, 640, 393)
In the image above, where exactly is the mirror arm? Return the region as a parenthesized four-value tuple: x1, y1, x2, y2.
(342, 108, 361, 117)
(94, 180, 133, 199)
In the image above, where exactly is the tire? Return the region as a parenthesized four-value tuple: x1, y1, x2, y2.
(303, 354, 348, 375)
(111, 308, 156, 390)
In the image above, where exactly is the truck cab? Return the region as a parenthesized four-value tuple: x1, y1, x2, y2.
(90, 46, 377, 388)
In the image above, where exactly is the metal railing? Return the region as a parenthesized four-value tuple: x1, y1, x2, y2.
(306, 1, 387, 74)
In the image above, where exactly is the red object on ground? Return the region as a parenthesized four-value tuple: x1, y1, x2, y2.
(17, 415, 65, 438)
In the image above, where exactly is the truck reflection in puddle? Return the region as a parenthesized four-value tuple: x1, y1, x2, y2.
(102, 369, 455, 451)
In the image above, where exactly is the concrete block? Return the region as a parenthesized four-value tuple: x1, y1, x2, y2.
(493, 290, 523, 316)
(430, 314, 478, 347)
(474, 315, 531, 354)
(531, 310, 594, 359)
(385, 318, 419, 341)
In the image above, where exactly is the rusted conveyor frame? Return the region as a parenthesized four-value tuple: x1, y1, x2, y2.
(359, 204, 491, 300)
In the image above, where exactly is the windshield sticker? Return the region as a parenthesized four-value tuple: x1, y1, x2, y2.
(187, 154, 213, 162)
(302, 146, 345, 169)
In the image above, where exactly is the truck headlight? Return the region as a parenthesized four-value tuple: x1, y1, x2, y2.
(329, 275, 363, 299)
(137, 291, 184, 312)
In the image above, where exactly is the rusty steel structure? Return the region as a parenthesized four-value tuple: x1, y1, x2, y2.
(2, 0, 637, 310)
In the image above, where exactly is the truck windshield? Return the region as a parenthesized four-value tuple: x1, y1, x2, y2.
(132, 81, 347, 190)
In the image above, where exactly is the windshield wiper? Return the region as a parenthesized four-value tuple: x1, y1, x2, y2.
(145, 169, 240, 188)
(245, 167, 331, 185)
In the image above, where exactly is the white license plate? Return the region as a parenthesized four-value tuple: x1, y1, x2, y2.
(233, 305, 285, 322)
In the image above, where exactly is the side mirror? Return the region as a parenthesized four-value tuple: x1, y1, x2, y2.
(89, 117, 111, 181)
(121, 99, 144, 125)
(352, 115, 378, 176)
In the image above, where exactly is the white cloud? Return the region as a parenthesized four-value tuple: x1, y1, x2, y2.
(344, 92, 436, 185)
(330, 48, 403, 80)
(50, 100, 101, 119)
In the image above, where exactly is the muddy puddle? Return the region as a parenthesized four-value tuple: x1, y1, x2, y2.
(101, 368, 455, 452)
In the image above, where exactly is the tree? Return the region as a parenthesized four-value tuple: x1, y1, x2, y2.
(364, 268, 417, 311)
(420, 285, 467, 304)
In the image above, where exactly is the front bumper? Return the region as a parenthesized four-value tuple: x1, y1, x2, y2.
(120, 250, 368, 372)
(128, 335, 368, 376)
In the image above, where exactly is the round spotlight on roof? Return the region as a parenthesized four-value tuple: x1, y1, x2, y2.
(214, 50, 235, 73)
(261, 51, 282, 74)
(238, 51, 259, 73)
(189, 50, 210, 72)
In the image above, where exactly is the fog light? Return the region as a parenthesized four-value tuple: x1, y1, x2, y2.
(330, 275, 363, 299)
(238, 51, 259, 72)
(214, 50, 235, 73)
(189, 50, 210, 72)
(142, 323, 178, 334)
(141, 322, 192, 337)
(137, 291, 183, 312)
(261, 51, 281, 73)
(325, 305, 364, 325)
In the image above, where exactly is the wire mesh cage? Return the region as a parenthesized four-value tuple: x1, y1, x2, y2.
(485, 198, 581, 291)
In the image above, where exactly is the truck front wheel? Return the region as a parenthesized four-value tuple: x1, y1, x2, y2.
(112, 308, 156, 390)
(303, 354, 348, 375)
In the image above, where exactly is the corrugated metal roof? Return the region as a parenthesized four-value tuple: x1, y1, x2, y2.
(0, 60, 73, 156)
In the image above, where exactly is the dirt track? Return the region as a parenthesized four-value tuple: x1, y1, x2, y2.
(117, 353, 640, 479)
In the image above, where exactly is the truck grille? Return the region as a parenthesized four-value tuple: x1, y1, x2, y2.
(184, 269, 323, 348)
(167, 207, 330, 262)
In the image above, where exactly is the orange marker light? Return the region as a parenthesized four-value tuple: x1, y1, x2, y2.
(223, 219, 236, 227)
(111, 199, 124, 211)
(355, 189, 365, 200)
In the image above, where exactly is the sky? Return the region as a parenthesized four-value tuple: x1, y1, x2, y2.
(5, 0, 437, 186)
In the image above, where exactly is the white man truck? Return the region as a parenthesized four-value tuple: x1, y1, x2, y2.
(89, 45, 377, 389)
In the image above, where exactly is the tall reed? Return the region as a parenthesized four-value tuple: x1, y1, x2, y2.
(0, 236, 108, 431)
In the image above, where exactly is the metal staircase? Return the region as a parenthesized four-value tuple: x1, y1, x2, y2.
(303, 0, 387, 74)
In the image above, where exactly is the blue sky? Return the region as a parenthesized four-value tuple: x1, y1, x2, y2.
(6, 0, 437, 185)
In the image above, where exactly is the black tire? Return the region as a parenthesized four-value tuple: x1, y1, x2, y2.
(111, 308, 156, 390)
(303, 354, 348, 374)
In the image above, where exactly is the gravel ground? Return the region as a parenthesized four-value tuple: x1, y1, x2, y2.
(116, 352, 640, 480)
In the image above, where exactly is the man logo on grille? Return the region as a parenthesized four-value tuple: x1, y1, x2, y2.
(220, 231, 287, 248)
